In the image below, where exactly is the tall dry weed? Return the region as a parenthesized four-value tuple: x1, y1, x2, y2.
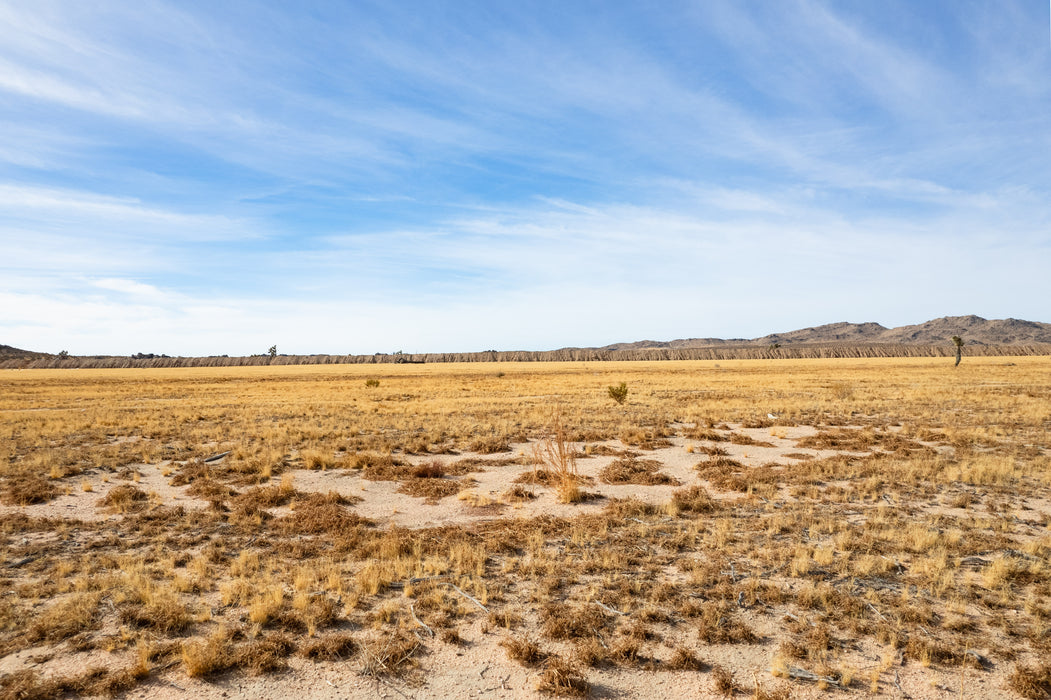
(532, 411, 583, 504)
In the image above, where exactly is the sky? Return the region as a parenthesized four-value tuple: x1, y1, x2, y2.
(1, 0, 1049, 356)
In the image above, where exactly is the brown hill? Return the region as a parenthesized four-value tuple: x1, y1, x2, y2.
(876, 316, 1051, 345)
(0, 344, 48, 359)
(755, 321, 890, 346)
(599, 316, 1051, 350)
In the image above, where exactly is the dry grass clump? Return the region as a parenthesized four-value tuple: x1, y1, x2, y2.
(578, 444, 620, 457)
(0, 664, 150, 700)
(186, 478, 238, 500)
(796, 427, 933, 455)
(599, 457, 679, 485)
(232, 482, 297, 509)
(500, 636, 550, 666)
(0, 669, 57, 699)
(693, 456, 752, 487)
(96, 485, 148, 512)
(573, 635, 653, 669)
(618, 427, 672, 450)
(181, 627, 238, 678)
(350, 452, 407, 475)
(515, 469, 585, 487)
(300, 448, 342, 470)
(411, 460, 445, 478)
(540, 603, 612, 640)
(603, 497, 661, 520)
(728, 432, 775, 447)
(296, 632, 358, 662)
(666, 645, 708, 671)
(26, 592, 103, 644)
(359, 629, 422, 679)
(711, 664, 738, 696)
(118, 589, 195, 635)
(168, 460, 211, 487)
(452, 455, 532, 469)
(397, 476, 475, 503)
(696, 459, 783, 493)
(180, 626, 295, 678)
(903, 634, 976, 667)
(1, 474, 58, 505)
(467, 436, 512, 454)
(277, 493, 371, 534)
(537, 657, 590, 697)
(683, 426, 727, 441)
(694, 455, 744, 471)
(1009, 662, 1051, 699)
(669, 485, 717, 515)
(240, 634, 297, 675)
(502, 484, 538, 502)
(696, 603, 760, 644)
(693, 444, 730, 456)
(779, 623, 835, 664)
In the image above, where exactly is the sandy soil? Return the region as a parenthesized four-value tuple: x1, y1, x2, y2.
(1, 425, 1045, 699)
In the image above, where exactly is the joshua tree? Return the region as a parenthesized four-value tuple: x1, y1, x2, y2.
(952, 336, 963, 367)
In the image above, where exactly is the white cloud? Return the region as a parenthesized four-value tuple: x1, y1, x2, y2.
(90, 278, 167, 299)
(0, 184, 261, 244)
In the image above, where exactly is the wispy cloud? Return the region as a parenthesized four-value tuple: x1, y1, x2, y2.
(89, 278, 168, 299)
(0, 1, 1048, 354)
(0, 185, 256, 240)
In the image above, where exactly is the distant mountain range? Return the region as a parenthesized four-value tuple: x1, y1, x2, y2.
(593, 316, 1051, 351)
(4, 316, 1050, 363)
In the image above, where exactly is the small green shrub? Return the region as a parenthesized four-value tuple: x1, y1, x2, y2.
(607, 382, 628, 405)
(365, 379, 380, 388)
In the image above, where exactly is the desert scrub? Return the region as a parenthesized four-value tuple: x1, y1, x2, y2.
(3, 357, 1051, 697)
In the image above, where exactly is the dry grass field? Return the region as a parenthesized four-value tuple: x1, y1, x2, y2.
(1, 357, 1050, 698)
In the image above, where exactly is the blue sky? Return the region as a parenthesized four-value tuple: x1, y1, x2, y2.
(2, 1, 1049, 355)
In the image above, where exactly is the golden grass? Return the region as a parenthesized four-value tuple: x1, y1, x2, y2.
(1, 356, 1050, 695)
(2, 358, 1050, 463)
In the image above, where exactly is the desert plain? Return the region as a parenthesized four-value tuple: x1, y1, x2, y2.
(1, 357, 1050, 699)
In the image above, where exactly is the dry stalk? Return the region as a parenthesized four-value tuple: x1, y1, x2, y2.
(532, 410, 582, 504)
